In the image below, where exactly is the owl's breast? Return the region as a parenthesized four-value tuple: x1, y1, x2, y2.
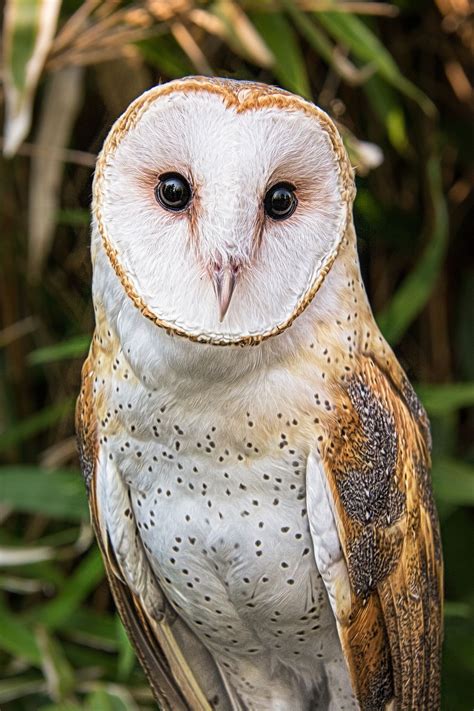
(100, 370, 341, 670)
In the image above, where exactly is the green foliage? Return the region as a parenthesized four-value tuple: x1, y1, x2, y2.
(28, 337, 90, 366)
(1, 468, 88, 520)
(317, 11, 436, 115)
(1, 0, 472, 709)
(0, 403, 74, 453)
(377, 155, 449, 344)
(251, 12, 311, 98)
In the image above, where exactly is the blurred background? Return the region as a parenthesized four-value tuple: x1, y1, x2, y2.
(0, 0, 473, 709)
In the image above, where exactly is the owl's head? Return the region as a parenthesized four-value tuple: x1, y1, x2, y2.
(93, 77, 355, 346)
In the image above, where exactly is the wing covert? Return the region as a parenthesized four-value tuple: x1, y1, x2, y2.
(306, 355, 443, 711)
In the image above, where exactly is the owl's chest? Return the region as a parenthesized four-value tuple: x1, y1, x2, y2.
(108, 389, 313, 571)
(100, 371, 335, 644)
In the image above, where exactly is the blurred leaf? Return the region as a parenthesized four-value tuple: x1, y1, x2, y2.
(363, 75, 409, 153)
(3, 0, 61, 156)
(28, 335, 90, 365)
(85, 688, 130, 711)
(0, 400, 74, 452)
(32, 548, 104, 629)
(56, 208, 90, 227)
(283, 1, 375, 86)
(28, 65, 84, 279)
(429, 414, 457, 466)
(0, 675, 46, 703)
(0, 595, 41, 665)
(116, 617, 135, 682)
(138, 35, 193, 78)
(456, 271, 474, 381)
(442, 615, 474, 706)
(66, 609, 117, 651)
(444, 601, 471, 618)
(0, 467, 88, 520)
(250, 12, 311, 98)
(317, 11, 436, 116)
(377, 156, 449, 344)
(416, 382, 474, 416)
(63, 643, 121, 678)
(35, 625, 76, 701)
(432, 458, 474, 507)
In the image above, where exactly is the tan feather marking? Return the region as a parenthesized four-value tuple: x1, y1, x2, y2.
(76, 341, 100, 491)
(343, 595, 393, 711)
(321, 355, 442, 710)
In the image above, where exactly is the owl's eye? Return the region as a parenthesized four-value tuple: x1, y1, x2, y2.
(155, 173, 191, 211)
(264, 182, 297, 220)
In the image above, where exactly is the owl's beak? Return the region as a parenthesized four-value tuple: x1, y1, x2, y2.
(212, 264, 237, 322)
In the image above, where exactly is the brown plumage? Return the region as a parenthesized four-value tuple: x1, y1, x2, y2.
(318, 355, 442, 710)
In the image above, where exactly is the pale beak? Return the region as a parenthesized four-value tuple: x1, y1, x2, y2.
(212, 265, 237, 322)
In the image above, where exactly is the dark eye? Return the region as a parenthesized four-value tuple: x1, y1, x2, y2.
(264, 182, 297, 220)
(155, 172, 191, 211)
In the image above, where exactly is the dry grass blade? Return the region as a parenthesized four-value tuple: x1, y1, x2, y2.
(60, 6, 152, 49)
(0, 577, 46, 594)
(28, 65, 84, 280)
(282, 0, 376, 86)
(35, 626, 75, 702)
(244, 0, 399, 15)
(212, 0, 274, 67)
(331, 46, 376, 85)
(0, 546, 55, 566)
(3, 0, 61, 156)
(171, 21, 213, 74)
(48, 45, 144, 71)
(0, 316, 38, 348)
(51, 0, 102, 54)
(444, 60, 473, 102)
(48, 6, 167, 72)
(295, 1, 399, 16)
(40, 436, 79, 469)
(188, 8, 229, 40)
(0, 137, 96, 166)
(147, 0, 193, 21)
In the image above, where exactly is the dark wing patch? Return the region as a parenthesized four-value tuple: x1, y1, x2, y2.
(321, 356, 443, 710)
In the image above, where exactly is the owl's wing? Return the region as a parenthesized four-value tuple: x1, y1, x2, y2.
(76, 348, 228, 711)
(306, 355, 443, 711)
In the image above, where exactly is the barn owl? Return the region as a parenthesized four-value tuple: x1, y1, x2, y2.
(77, 77, 443, 711)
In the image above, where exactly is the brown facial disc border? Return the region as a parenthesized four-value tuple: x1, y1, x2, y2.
(93, 76, 355, 346)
